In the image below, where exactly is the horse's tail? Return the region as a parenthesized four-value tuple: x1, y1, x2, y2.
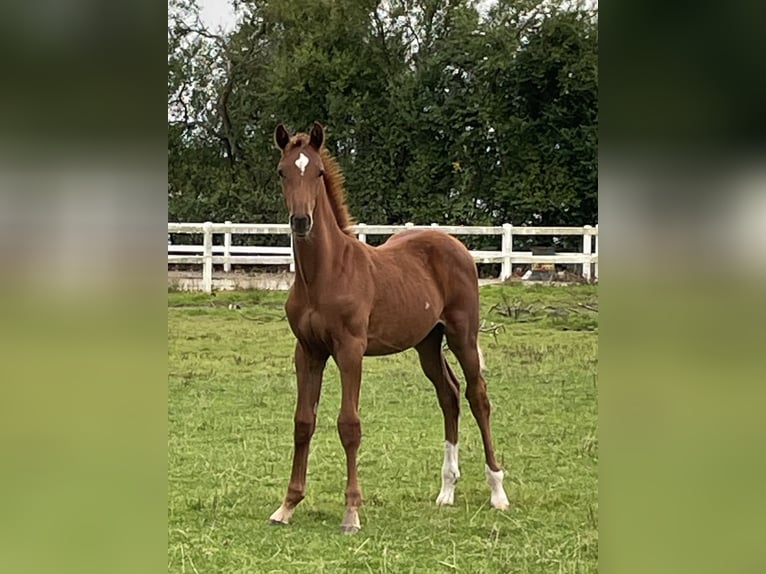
(440, 345, 484, 396)
(442, 356, 461, 400)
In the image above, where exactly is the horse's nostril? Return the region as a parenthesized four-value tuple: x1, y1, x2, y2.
(290, 214, 312, 234)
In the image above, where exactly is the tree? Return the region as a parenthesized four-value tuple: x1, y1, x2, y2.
(167, 0, 598, 229)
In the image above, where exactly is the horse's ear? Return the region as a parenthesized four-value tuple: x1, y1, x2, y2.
(309, 121, 325, 149)
(275, 124, 291, 150)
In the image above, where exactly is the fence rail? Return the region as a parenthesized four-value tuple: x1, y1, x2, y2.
(168, 221, 598, 293)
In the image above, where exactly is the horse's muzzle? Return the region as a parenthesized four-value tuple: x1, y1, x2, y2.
(290, 214, 312, 236)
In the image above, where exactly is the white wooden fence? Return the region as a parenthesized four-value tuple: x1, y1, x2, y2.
(168, 222, 598, 293)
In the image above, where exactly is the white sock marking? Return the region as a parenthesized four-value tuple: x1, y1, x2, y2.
(485, 464, 510, 510)
(477, 344, 486, 372)
(295, 152, 309, 175)
(436, 441, 460, 506)
(269, 503, 295, 524)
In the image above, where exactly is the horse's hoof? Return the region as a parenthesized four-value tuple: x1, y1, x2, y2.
(435, 492, 455, 506)
(340, 524, 360, 535)
(269, 504, 294, 525)
(490, 491, 510, 511)
(486, 466, 510, 511)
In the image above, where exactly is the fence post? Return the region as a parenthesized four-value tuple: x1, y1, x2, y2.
(202, 221, 213, 293)
(405, 222, 414, 230)
(223, 220, 232, 273)
(289, 233, 295, 272)
(357, 222, 367, 244)
(582, 225, 592, 281)
(501, 223, 513, 280)
(594, 224, 598, 281)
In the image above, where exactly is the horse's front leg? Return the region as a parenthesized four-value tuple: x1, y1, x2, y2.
(334, 339, 365, 534)
(269, 343, 327, 525)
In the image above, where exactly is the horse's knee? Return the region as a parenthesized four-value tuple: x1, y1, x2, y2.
(294, 417, 315, 446)
(337, 417, 361, 449)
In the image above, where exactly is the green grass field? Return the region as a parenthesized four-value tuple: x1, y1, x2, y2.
(168, 284, 598, 573)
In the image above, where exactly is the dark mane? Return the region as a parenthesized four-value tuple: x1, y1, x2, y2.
(285, 134, 355, 236)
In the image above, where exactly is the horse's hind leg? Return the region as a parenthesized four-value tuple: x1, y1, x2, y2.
(415, 324, 461, 506)
(444, 312, 510, 510)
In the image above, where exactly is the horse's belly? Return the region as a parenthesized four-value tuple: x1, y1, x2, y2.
(365, 300, 442, 355)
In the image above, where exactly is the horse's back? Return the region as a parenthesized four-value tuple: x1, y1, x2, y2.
(377, 229, 476, 277)
(379, 228, 470, 255)
(372, 229, 479, 305)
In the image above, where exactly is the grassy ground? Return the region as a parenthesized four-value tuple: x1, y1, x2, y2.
(168, 284, 598, 573)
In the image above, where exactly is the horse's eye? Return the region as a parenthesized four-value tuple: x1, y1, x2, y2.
(318, 169, 325, 178)
(278, 168, 284, 178)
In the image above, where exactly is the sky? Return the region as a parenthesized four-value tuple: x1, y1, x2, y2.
(198, 0, 237, 32)
(196, 0, 598, 33)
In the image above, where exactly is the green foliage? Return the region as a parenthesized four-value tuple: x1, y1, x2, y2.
(168, 285, 598, 572)
(168, 0, 597, 228)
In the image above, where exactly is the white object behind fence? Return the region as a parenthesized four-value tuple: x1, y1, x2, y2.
(168, 221, 598, 293)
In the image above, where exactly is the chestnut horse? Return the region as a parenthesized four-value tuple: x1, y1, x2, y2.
(268, 122, 509, 534)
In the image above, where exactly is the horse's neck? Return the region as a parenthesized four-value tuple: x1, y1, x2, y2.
(292, 196, 348, 289)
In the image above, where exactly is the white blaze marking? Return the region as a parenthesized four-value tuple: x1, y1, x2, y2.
(295, 152, 309, 176)
(436, 441, 460, 506)
(485, 465, 510, 510)
(425, 302, 430, 310)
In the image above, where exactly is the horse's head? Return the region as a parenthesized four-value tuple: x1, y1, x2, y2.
(274, 122, 326, 237)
